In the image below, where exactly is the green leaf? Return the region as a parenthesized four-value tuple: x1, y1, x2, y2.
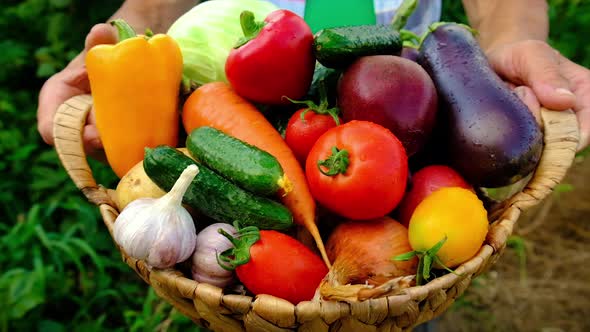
(434, 256, 460, 275)
(36, 62, 57, 78)
(554, 183, 574, 193)
(9, 144, 36, 161)
(422, 254, 433, 281)
(415, 253, 425, 285)
(49, 0, 71, 9)
(37, 320, 66, 332)
(67, 238, 105, 274)
(217, 225, 261, 270)
(0, 40, 29, 68)
(47, 14, 69, 49)
(393, 251, 417, 261)
(426, 236, 448, 256)
(6, 269, 45, 319)
(507, 235, 528, 284)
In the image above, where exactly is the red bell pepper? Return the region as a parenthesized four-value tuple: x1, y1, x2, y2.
(225, 10, 315, 105)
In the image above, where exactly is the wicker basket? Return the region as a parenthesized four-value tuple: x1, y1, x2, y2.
(53, 94, 579, 332)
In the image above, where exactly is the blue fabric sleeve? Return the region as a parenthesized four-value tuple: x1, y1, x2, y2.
(266, 0, 441, 35)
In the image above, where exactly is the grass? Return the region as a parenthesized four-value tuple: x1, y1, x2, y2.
(0, 0, 200, 330)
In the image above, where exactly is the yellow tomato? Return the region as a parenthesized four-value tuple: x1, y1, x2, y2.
(408, 187, 488, 268)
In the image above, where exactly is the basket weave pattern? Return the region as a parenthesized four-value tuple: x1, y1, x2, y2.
(53, 94, 579, 332)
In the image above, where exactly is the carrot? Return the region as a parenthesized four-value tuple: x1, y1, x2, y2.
(182, 82, 330, 267)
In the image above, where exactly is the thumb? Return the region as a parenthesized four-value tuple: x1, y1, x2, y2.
(576, 110, 590, 152)
(489, 41, 576, 111)
(513, 85, 542, 126)
(84, 23, 118, 51)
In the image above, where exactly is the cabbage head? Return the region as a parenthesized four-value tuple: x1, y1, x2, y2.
(167, 0, 278, 85)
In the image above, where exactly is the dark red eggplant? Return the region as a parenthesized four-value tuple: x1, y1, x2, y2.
(418, 23, 543, 188)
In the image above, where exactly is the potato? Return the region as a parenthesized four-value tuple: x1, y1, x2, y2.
(115, 160, 165, 211)
(115, 148, 194, 210)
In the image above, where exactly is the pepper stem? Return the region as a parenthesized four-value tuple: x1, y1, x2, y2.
(317, 147, 349, 176)
(235, 11, 266, 48)
(110, 19, 137, 42)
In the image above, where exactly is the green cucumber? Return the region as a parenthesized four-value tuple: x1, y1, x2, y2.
(313, 25, 402, 69)
(186, 126, 291, 196)
(143, 146, 293, 230)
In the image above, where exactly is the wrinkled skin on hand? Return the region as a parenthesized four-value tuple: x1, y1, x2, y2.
(37, 23, 117, 159)
(486, 40, 590, 151)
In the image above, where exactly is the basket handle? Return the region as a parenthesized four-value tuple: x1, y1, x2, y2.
(52, 94, 115, 207)
(510, 108, 579, 209)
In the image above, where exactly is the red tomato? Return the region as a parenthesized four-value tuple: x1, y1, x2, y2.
(306, 120, 408, 220)
(236, 230, 328, 304)
(225, 10, 315, 105)
(397, 165, 472, 226)
(285, 108, 341, 165)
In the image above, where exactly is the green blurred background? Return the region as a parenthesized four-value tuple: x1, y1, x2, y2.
(0, 0, 588, 331)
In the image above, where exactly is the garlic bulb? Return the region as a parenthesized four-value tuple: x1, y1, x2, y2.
(191, 223, 237, 288)
(114, 164, 199, 269)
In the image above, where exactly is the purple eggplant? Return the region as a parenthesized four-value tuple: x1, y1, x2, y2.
(418, 23, 543, 188)
(400, 47, 420, 62)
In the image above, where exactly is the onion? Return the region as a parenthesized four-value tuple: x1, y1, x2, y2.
(319, 216, 417, 301)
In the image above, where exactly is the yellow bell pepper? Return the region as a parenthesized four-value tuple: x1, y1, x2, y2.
(86, 20, 182, 178)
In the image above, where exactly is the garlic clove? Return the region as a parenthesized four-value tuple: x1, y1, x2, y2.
(191, 223, 237, 288)
(113, 164, 200, 269)
(147, 208, 197, 268)
(114, 199, 161, 259)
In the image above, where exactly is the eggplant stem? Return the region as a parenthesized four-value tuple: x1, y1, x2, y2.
(400, 29, 421, 49)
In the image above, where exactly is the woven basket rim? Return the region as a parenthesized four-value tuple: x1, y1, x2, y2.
(52, 94, 580, 331)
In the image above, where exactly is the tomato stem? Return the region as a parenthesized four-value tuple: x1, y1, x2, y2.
(216, 223, 261, 271)
(317, 147, 349, 176)
(283, 80, 340, 125)
(235, 11, 266, 48)
(393, 236, 460, 285)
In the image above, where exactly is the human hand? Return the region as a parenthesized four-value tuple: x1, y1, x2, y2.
(485, 40, 590, 151)
(37, 23, 117, 156)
